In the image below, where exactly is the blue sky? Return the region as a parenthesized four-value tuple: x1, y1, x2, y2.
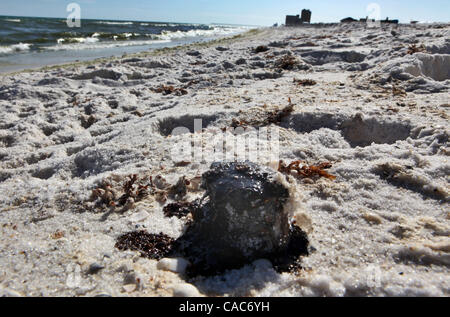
(0, 0, 448, 25)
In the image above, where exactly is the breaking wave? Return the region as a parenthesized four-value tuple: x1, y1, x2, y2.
(157, 26, 250, 40)
(56, 37, 100, 44)
(95, 21, 134, 25)
(0, 43, 32, 55)
(44, 39, 171, 51)
(0, 16, 252, 56)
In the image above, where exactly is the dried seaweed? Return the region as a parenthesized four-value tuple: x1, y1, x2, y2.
(153, 85, 188, 96)
(117, 174, 150, 206)
(295, 41, 317, 47)
(294, 78, 317, 86)
(51, 231, 65, 240)
(406, 44, 427, 55)
(115, 231, 174, 260)
(90, 174, 152, 211)
(88, 172, 199, 213)
(274, 54, 298, 70)
(392, 86, 407, 97)
(278, 160, 336, 180)
(266, 103, 294, 124)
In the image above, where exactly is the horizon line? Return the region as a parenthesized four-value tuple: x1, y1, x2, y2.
(0, 14, 264, 27)
(1, 14, 448, 26)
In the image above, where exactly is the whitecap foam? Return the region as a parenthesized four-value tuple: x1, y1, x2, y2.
(4, 19, 21, 23)
(112, 33, 139, 40)
(157, 26, 252, 41)
(0, 43, 32, 55)
(154, 23, 179, 27)
(43, 39, 171, 51)
(96, 21, 134, 25)
(57, 37, 100, 44)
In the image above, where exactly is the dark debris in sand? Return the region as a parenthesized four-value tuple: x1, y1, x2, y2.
(163, 201, 198, 219)
(115, 231, 174, 260)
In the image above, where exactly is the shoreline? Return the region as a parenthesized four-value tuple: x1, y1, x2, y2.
(0, 23, 449, 297)
(0, 29, 262, 76)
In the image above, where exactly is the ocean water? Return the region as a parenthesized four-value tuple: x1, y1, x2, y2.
(0, 16, 252, 72)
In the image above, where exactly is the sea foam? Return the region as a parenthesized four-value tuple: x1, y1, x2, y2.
(0, 43, 32, 54)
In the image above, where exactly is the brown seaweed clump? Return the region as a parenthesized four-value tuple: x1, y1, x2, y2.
(153, 85, 188, 96)
(89, 174, 151, 212)
(278, 160, 336, 180)
(115, 231, 174, 260)
(88, 173, 196, 214)
(294, 78, 317, 86)
(274, 54, 299, 70)
(406, 44, 427, 55)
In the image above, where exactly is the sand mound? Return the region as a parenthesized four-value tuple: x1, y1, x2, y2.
(380, 53, 450, 93)
(403, 54, 450, 81)
(426, 40, 450, 54)
(279, 112, 413, 148)
(386, 53, 450, 82)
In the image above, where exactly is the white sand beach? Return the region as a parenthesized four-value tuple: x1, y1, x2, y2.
(0, 23, 449, 297)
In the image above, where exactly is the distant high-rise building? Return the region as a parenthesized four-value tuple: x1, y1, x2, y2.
(285, 9, 311, 26)
(301, 9, 311, 23)
(286, 14, 301, 25)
